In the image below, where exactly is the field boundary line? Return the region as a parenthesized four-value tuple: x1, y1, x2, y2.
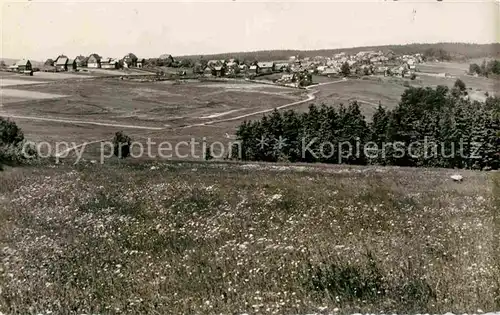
(0, 114, 164, 130)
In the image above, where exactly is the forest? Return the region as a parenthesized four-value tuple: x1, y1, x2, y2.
(234, 81, 500, 170)
(179, 43, 500, 62)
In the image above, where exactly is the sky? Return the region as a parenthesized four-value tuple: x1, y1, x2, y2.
(1, 0, 499, 60)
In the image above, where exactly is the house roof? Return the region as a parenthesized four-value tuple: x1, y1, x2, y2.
(159, 54, 173, 59)
(88, 54, 101, 61)
(101, 58, 118, 64)
(275, 63, 289, 68)
(124, 53, 137, 60)
(55, 57, 68, 65)
(214, 66, 224, 71)
(15, 59, 30, 67)
(322, 68, 338, 74)
(67, 59, 75, 64)
(257, 62, 274, 68)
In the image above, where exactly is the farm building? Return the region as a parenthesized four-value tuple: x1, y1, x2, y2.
(75, 56, 87, 68)
(207, 60, 224, 67)
(226, 61, 239, 75)
(203, 66, 213, 77)
(123, 53, 138, 68)
(67, 59, 77, 71)
(278, 73, 297, 84)
(375, 66, 389, 76)
(257, 62, 275, 74)
(316, 66, 327, 73)
(101, 58, 120, 69)
(87, 54, 101, 68)
(204, 64, 226, 77)
(322, 67, 339, 76)
(213, 65, 226, 77)
(159, 54, 174, 65)
(248, 65, 259, 75)
(55, 57, 69, 71)
(137, 58, 145, 68)
(14, 59, 32, 72)
(274, 63, 290, 72)
(239, 64, 248, 73)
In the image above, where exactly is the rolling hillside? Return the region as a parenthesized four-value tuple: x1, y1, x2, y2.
(1, 160, 499, 314)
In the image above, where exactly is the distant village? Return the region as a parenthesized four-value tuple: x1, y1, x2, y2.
(3, 50, 424, 87)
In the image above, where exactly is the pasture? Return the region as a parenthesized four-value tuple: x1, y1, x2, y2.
(0, 161, 498, 314)
(1, 68, 498, 160)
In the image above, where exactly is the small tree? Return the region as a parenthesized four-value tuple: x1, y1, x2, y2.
(341, 62, 350, 77)
(44, 59, 54, 66)
(204, 146, 213, 161)
(469, 63, 481, 75)
(1, 117, 36, 169)
(454, 78, 466, 92)
(180, 59, 193, 68)
(113, 131, 132, 159)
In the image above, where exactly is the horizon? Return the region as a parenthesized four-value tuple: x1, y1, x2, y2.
(1, 0, 499, 61)
(1, 42, 499, 63)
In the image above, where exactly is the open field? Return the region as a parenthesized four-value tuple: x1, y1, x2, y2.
(289, 78, 407, 118)
(418, 61, 470, 76)
(417, 62, 499, 95)
(1, 161, 499, 314)
(1, 68, 498, 161)
(2, 78, 303, 126)
(0, 89, 68, 103)
(1, 71, 96, 83)
(1, 79, 47, 87)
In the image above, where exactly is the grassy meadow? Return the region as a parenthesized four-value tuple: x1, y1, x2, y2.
(0, 161, 499, 314)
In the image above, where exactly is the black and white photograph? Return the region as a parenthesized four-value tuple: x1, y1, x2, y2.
(1, 0, 499, 314)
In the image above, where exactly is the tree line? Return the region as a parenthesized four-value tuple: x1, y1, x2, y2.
(469, 59, 500, 77)
(177, 43, 500, 62)
(234, 82, 500, 170)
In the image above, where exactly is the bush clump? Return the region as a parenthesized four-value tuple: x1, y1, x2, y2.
(113, 131, 132, 159)
(0, 117, 37, 170)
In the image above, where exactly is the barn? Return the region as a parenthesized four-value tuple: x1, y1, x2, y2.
(137, 58, 146, 68)
(75, 56, 87, 68)
(87, 54, 101, 68)
(55, 57, 69, 71)
(15, 59, 32, 72)
(248, 65, 259, 75)
(159, 54, 175, 65)
(101, 58, 120, 69)
(67, 59, 77, 71)
(213, 65, 226, 77)
(257, 62, 275, 74)
(123, 53, 138, 68)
